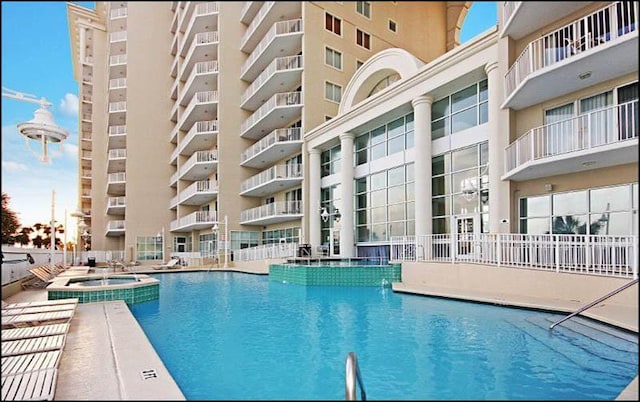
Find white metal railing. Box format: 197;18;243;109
505;101;638;172
108;148;127;159
240;200;303;222
107;196;126;208
109;31;127;43
82;113;91;121
240;91;302;134
183;30;218;58
109;101;127;113
81;169;92;178
109;125;126;136
178;120;218;154
110;7;127;19
241;163;303;193
240;55;303;105
82;56;93;65
110;54;127;65
170;210;217;231
502;2;518;28
505;2;638;98
81;189;91;197
107;220;126;231
77;250;126;265
241;18;303;78
187;90;218;108
181;179;218;201
235;242;299;262
241;1;275;49
109;78;127;89
181;150;218;174
391;234;639;279
107;172;126;183
241;127;302;163
81;150;92;159
184;61;218;91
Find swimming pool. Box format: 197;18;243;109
129;272;638;400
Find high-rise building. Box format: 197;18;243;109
67;1;472;264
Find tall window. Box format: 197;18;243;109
325;81;342;103
355;113;414;165
431;79;488;139
356;29;371;49
321;145;341;177
136;236;163;261
262;227;301;244
320;184;342;245
356;1;371;18
325;13;341;35
230;231;259;251
325;47;342;70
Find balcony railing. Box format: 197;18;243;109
110;54;127;66
241;18;303;78
109;101;127;113
183;30;218;58
170;210;217;231
110;7;127;19
107;220;126;231
109;125;126;136
110;31;127;43
240;55;303;106
177;120;218;154
240;200;302;222
241;163;302;193
241;127;302;163
107;172;126;183
241;1;275;50
505;101;638;173
109;78;127;90
107;196;126;208
181;179;219;201
181;150;218;174
183;2;219;40
108;148;127;159
235;242;298;262
81;150;92;159
185;61;218;87
81;169;92;178
505;2;638;99
391;233;638;279
502;2;518;27
240;91;302;134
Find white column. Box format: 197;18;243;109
486;61;511;233
339;133;355;258
412;95;433;237
308;148;322;251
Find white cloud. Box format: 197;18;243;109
59;93;79;117
1;160;28;171
63;142;79;160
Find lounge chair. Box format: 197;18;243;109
2;298;78;310
1;310;75;330
152;258;180;270
1;323;71;341
2;304;77;316
1;367;58;401
2;335;66;357
1;350;61;376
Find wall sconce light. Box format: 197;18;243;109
544;183;553;192
320;207;329;222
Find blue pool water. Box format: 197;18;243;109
129;272;638;400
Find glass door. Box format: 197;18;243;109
454;214;478;259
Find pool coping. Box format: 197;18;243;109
47;273;158;291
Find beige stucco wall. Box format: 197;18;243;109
401;261;638;308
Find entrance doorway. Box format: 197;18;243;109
330;228;340;256
453;214;479;259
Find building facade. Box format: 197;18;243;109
67;2;638;266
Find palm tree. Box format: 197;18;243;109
15;227;33;247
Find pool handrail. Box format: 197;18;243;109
549;278;639;330
345;352;367;400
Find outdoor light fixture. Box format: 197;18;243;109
212;215;228;268
1;87;70;163
320;207;330;223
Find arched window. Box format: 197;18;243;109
367;73;401;97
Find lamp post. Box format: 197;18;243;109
71;209;86;265
50;190;56;275
212;215;228;268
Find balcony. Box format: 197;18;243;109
176;120;219;159
240;18;303;82
240;55;303;111
240;1;264;24
240;2;301;54
240;163;302;197
180;61;219;106
81;63;92;83
181;31;219;81
501;2;590;40
181;2;219;52
109;101;127;126
81;169;92;181
240;200;302;226
179;150;218;181
109;30;127;56
169;101;179;123
109;78;127;103
107;172;126;195
106;196;126;215
503;2;638;110
109;31;127;43
179;90;218;132
107;148;127;173
108;125;126;149
170;210;217;232
81;189;91;199
81;150;91;169
503;101;638;181
240;127;302;168
177;179;218;206
106;220;125;237
110;7;127;20
240;91;302;140
109;54;127;78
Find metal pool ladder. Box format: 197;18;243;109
345;352;367;400
549;278;638;330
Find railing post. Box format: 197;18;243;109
634;237;638;280
497;234;502;267
555;235;560;273
451;234;456;264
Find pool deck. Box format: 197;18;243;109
2;266;637;400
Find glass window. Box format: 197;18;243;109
452;146;477;172
553;191;588;215
451;84;477;113
388;166;404;186
590;212;630;235
433;217;449;234
432;98;450;120
388;136;404;155
451;107;477;133
325;82;342;103
432;197;449;216
387;117;404;138
479;79;488;102
520;218;550;234
325;47;342;69
432;176;449;197
356;1;371;17
370;172;386;190
388;185;405;204
551;215;588;234
431;119;447;140
432;154;450;175
370;126;386;144
356;29;371;49
388;203;405;221
325;13;341;35
520;196;550;217
590;185;630;212
388;19;397;32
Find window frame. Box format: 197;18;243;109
324;46;343;70
325;81;342;103
325;12;342;36
356;1;371;19
356;28;371;50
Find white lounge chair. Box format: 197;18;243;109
1;310;75;330
2;298;78;310
2;304;77;316
152;258;180;270
1;323;71;342
2;335;66;357
1;367;58;401
1;350;61;376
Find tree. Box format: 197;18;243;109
1;193;21;245
15;227;33;247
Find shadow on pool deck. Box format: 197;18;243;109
3;267;637;400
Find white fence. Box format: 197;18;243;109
390;234;638;279
1;247;69;285
235;243;298;262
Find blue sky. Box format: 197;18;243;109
1;1;496;237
